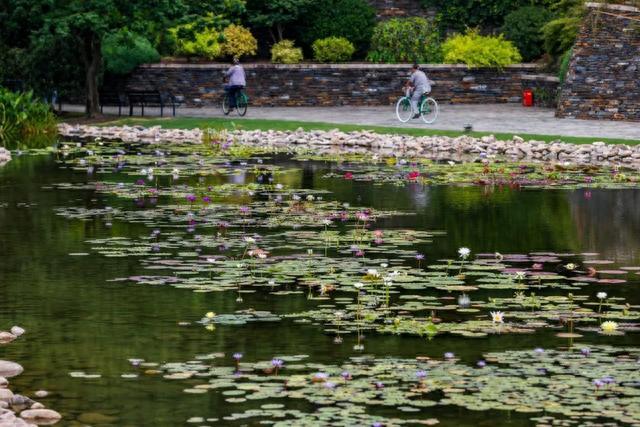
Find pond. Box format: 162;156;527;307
0;141;639;426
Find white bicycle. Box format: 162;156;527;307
396;92;439;124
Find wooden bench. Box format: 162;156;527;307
126;90;180;117
99;91;127;116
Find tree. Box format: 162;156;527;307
26;0;185;117
245;0;312;43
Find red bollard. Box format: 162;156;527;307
522;89;534;107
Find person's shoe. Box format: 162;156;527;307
412;114;421;119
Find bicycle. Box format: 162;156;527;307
396;92;438;124
222;89;248;117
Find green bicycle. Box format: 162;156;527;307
222;89;248;117
396;93;439;124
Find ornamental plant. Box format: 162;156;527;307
0;88;57;150
102;29;160;74
221;24;258;59
169;21;224;60
367;17;442;63
442;30;522;69
312;37;355;62
501;6;553;62
271;40;303;64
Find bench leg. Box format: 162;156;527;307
173;104;176;117
118;105;122;116
160;104;163;117
141;104;145;117
129;105;133;116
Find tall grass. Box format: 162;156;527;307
0;88;57;150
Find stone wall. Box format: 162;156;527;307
556;3;640;121
103;63;555;107
367;0;433;19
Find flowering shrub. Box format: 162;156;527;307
221;24;258;58
312;37;355;62
271;40;303;64
442;30;522;69
169;22;223;60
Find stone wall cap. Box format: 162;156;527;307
142;62;541;71
521;74;561;82
585;2;640;12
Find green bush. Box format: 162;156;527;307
367;17;442;63
501;6;553;62
442;30;522;68
271;40;304;64
312;37;355;62
169;19;224;60
0;88;57;150
298;0;376;54
542;17;582;56
221;24;258;59
102;29;160;74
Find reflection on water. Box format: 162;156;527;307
0;156;639;426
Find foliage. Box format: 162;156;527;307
367;18;442;63
169;18;224;60
246;0;312;42
222;24;258;58
102;29;160;74
542;0;585;56
0;88;57;150
558;48;573;84
501;6;553;61
421;0;554;34
442;30;522;68
271;39;303;63
312;37;355;62
298;0;376;54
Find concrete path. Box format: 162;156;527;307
61;103;640;141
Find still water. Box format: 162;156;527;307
0;154;639;426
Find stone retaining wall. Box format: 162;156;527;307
556;3;640;121
103;63;556;108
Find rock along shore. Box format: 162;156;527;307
57;123;640;168
0;148;11;167
0;326;62;426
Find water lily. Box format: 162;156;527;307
444;352;455;360
581;348;591;357
534;348;545;355
565;263;576;271
415;370;427;380
458;247;470;259
601;321;618;334
490;311;504;323
597;292;608;313
205;312;215;319
457;294;471;307
514;271;526;281
232;352;243;361
494;252;504;262
243;236;256;244
477;360;486;368
354;282;364;290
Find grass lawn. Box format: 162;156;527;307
98;116;639;146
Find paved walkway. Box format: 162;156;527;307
61;104;640;141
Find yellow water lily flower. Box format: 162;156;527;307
600;321;618;334
206;312;215;319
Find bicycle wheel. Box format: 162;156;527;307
420;97;438;124
222;95;231;115
236;93;248;117
395;97;413;123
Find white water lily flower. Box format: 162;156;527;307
380;263;388;268
172;168;180;175
366;269;380;278
448;161;456;166
354;282;364;289
322;219;332;226
565;263;576;271
268;280;276;286
206;258;217;264
292;195;301;201
258;253;267;259
597;292;607;300
140;168;148;175
307;249;314;255
147;167;154;175
601;321;618;334
458;247;471;259
458;294;471;307
243;237;256;244
490;311;505;323
335;311;344;319
306;195;315;201
275;184;283;190
514;271;527;280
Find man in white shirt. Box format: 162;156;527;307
406;64;431;119
224;58;246;110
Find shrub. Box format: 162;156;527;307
169;21;224;60
271;40;303;64
221;24;258;59
542;17;582;56
0;88;57;150
102;29;160;74
298;0;376;54
501;6;553;62
312;37;355;62
442;30;522;68
367;17;442;63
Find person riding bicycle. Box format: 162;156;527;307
405;64;431;119
224;57;246;111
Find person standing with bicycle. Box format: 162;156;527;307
406;64;431;119
224;57;246;112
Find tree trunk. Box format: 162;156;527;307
81;33;101;118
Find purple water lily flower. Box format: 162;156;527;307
324;381;336;389
581;348;591;357
415;254;425;260
202;196;211;203
444;352;455;360
534;347;545;355
416;370;427;379
374;381;384;389
477;360;486;368
341;371;351;380
233;353;243;361
271;358;284;368
186;194;197;203
593;379;604;388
